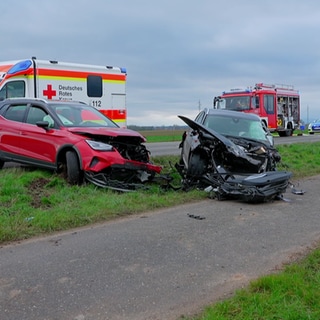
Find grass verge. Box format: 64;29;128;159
0;155;206;243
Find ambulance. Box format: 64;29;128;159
0;57;127;127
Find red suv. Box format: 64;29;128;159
0;98;162;190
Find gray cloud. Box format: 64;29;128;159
1;0;320;125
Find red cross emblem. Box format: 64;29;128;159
43;84;56;99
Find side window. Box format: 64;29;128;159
3;104;27;122
254;96;260;108
87;75;102;97
251;96;259;109
26;106;48;125
263;95;275;114
0;81;25;99
195;111;205;123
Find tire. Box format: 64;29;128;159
278;129;292;137
66;151;82;185
285;129;292;136
187;153;207;177
0;160;4;169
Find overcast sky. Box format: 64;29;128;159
2;0;320;126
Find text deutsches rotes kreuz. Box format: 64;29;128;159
58;85;83;97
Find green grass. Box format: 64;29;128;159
276;142;320;179
138;129;185;142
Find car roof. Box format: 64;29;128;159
0;98;85;106
205;108;261;121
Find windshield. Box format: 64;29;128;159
217;96;251;111
48;103;119;128
203;115;268;142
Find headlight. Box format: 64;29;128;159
86;140;113;151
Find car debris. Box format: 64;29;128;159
175;109;293;202
289;182;306;195
187;213;206;220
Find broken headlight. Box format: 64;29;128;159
86;140;113;151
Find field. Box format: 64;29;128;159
137;128;186;142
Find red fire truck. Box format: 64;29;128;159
0;57;127;127
213;83;300;136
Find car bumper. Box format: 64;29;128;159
81;150;162;174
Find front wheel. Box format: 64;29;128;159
187;153;207;177
66;151;82;185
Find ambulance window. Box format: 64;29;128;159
0;87;5;100
0;81;25;99
87;75;102;97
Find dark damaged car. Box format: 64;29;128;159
176;108;292;202
0;98;162;190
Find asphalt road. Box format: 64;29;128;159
1;174;320;320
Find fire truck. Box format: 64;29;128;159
0;57;127;127
213;83;300;136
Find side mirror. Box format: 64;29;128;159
36;121;50;129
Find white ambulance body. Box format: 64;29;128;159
0;57;127;127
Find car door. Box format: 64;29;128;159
18;104;59;167
0;104;27;158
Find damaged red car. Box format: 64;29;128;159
0;98;161;190
176;108;292;202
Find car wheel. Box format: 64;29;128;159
187;153;207;177
0;160;4;169
66;151;82;185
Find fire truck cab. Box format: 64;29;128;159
213;83;300;137
0;57;127;127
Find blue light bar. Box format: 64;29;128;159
120;67;127;74
7;60;32;75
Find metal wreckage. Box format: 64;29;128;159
173;115;295;203
86;114;301;203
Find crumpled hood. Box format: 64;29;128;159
178;115;280;173
66;126;146;142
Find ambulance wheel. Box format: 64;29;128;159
66;151;82;185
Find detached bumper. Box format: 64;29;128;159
214;171;292;202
